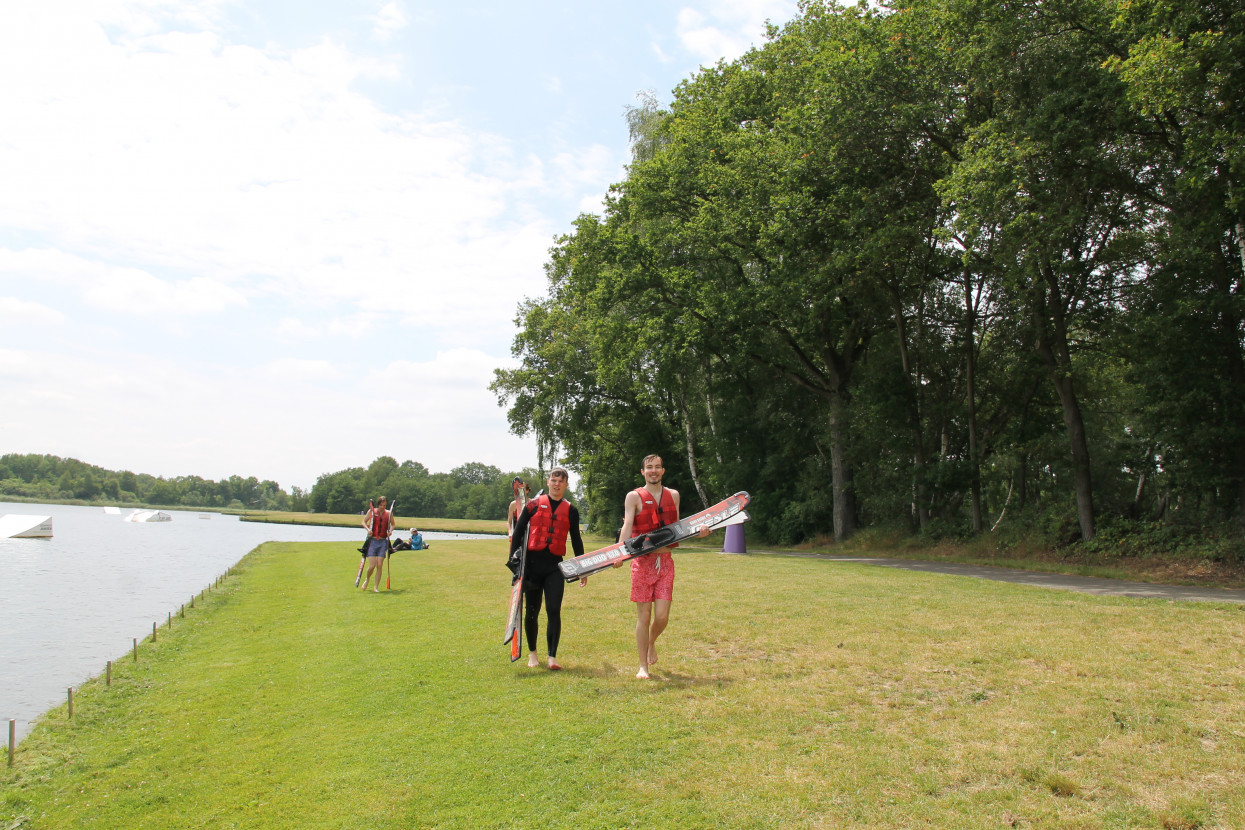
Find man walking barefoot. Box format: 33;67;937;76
360;496;392;592
617;454;708;679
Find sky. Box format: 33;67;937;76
0;0;799;492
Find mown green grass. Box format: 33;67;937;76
4;541;1244;829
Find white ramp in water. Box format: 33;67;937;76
103;506;121;515
0;514;54;538
125;510;172;523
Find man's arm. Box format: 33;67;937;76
509;504;531;557
567;504;585;559
618;490;640;542
612;491;641;568
670;488;711;538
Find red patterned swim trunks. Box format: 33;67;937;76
630;550;675;603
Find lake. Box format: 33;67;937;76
0;501;496;742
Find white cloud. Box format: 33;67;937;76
0;348;45;380
371;2;408;41
675;0;795;63
0;6;560;339
552;144;622;190
0;297;66;326
0;249;246;316
85;272;248;315
257;358;342;382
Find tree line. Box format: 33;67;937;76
307;456;540;521
0;453;538;522
0;453;300;511
492;0;1245;555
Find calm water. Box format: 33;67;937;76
0;502;494;741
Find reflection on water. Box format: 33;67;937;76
0;502;496;742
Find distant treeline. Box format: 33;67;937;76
0;453;302;511
0;453;537;521
307;456;540;520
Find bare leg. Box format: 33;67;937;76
364;559;382;591
636;602;653;679
648;599;671;666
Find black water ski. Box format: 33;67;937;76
558;491;751;582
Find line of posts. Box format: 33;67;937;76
6;566;236;768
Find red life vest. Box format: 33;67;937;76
369;507;392;539
631;486;679;548
525;495;572;557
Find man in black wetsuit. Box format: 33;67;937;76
508;467;585;669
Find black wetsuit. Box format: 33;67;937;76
509;497;585;657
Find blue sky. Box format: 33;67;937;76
0;0;798;491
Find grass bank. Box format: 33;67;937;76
4;540;1244;829
237;510;506;535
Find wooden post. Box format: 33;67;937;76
152;622;157;642
133;638;138;662
106;660;112;686
67;688;73;719
180;603;185;618
8;719;15;767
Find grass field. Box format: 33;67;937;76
3;539;1243;829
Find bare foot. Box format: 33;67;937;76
548;658;562;670
372;588;380;593
647;646;658;666
527;653;539;668
636;667;650;680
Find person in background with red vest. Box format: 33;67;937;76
506;481;531;543
617;454;710;679
508;467;586;669
359;496;392;593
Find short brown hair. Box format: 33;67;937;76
642;454;663;467
549;467;569;480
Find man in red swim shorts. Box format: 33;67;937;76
617;454;709;679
